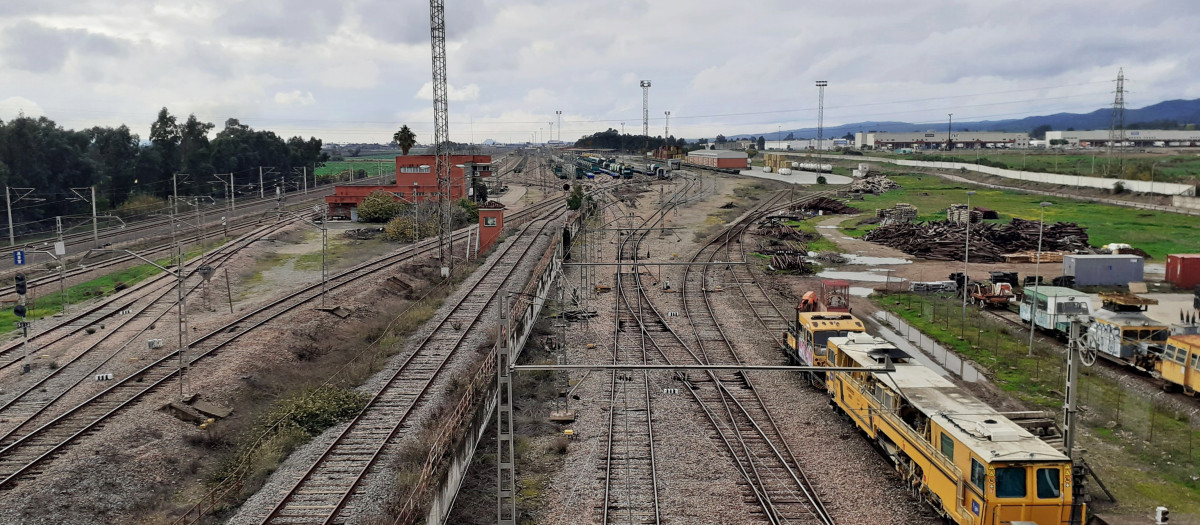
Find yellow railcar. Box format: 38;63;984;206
784;311;865;367
1157;335;1200;395
825;334;1082;524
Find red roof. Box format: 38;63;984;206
479;200;507;210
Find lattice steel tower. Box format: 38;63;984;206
1107;68;1126;173
430;0;452;277
640;80;651;138
815;81;828;155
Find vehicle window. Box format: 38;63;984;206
970;459;986;489
813;331;832;348
1036;468;1061;499
1191;353;1199;370
1176;348;1189;364
995;467;1027;498
1164;345;1177;362
940;433;954;460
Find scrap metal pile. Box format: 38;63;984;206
863;217;1090;262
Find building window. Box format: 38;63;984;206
995;467;1027;498
970;459;986;489
940;433;954;460
400;166;431;173
484;216;497;227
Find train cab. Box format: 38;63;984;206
784;311;864;367
825;334;1081;524
1157;335;1200;395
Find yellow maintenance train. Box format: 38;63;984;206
823;332;1083;524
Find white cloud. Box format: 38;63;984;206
0;0;1198;143
274;90;316;106
414;82;481;102
0;96;45;119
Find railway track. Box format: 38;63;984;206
0;196;562;491
258;206;566;524
0;216;300;377
0;218;301;441
674;191;833;525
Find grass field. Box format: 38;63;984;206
836;174;1200;259
314;159;396;178
872;150;1200;182
877;293;1200;517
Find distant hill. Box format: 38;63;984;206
729;98;1200;140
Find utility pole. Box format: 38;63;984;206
947;113;953;151
6;186;38;247
259;166;265;199
664;111;670;138
1107;68;1126;175
430;0;453;277
70;187;98;245
303;167;308;194
640;80;651;149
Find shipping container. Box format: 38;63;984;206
1166;254;1200;289
1062;254;1144;286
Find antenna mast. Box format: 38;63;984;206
430;0;452;277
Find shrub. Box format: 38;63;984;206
385;216;438;241
357;190;405;223
816;175;827;185
1112;181;1126;194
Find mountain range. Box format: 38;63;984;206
730;98;1200;140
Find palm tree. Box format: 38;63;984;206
393;125;417;155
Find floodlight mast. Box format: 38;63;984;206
430;0;452;277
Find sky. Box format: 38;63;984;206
1;1;1198;145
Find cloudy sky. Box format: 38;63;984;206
1;1;1197;144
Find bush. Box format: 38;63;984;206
385;216;438;241
267;385;367;435
1112;181;1126;194
816;175;827;185
114;194;167;217
357;190;405;222
566;185;585;210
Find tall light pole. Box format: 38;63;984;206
555;110;562;141
664;111;670;139
815;80;827;161
960;190;976;337
1027;201;1052;357
947;113;953;151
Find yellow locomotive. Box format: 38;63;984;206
825;333;1083;524
784;311;866;367
1157;334;1200;395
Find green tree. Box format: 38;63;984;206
567;184;585;210
715;134;727;144
356;190;404;222
756;136;766;150
393;125;417;155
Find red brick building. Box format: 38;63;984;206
326;154;491;218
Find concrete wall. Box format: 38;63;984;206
858;155;1196;196
1172;195;1200;210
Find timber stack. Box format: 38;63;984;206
863;218;1090;262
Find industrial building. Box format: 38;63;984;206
325;154;491;218
855;131;1029;150
763;139;847;151
1044;129;1200;147
685;149;750;169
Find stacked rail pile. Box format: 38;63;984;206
863;218;1089;262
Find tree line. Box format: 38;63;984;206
572;128;689;151
0;108;328;235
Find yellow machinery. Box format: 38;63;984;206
1157;334;1200;395
784;311;865;368
825;333;1082;524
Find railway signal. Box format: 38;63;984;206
15;273;27;295
14;272;30;373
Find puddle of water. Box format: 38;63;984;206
848;286;875;297
816;270;907;282
841;254;911;265
817;225;839;229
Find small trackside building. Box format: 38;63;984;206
1062;254;1144;287
686;149;750;169
325;154;491;218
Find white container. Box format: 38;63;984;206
779;168;792;175
859;163;870;172
762;166;772;173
